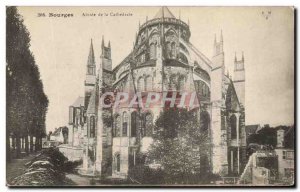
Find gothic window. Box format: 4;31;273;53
169;75;177;90
113;115;121;137
144;113;153;137
122;112;128;136
166;42;171;58
230;115;237;139
90;116;95;138
171;42;176;59
145;76;152;91
131;112;137;137
138;77;145;92
115;153;121;172
178;75;185;91
150;43;156;59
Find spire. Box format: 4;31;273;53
87;39;95;66
101;35;104;48
220;30;223;42
108;40;111;48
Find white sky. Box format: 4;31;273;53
17;6;294;132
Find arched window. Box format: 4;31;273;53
144;113;153;137
178;76;185;91
150;43;156;59
166;42;171;58
137;77;145;92
122;112;128;136
169;75;177;90
230;115;237;139
113;115;121;137
115;153;121;172
131;112;138;137
171;42;176;58
145;76;152;91
90;116;95;138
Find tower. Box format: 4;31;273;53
84;39;96;109
100;37;112;71
233;52;245;107
210;31;228;175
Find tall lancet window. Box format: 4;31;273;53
113;115;121;137
144;113;153;137
138;77;145;92
90;116;95;138
178;76;185;91
171;42;176;59
122;112;128;136
230;115;237;139
145;76;152;91
150;43;157;59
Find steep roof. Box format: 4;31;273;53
153;7;176;19
87;88;97;114
72;96;84;107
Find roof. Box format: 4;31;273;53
72;97;84;107
87;88;97;114
246;124;261;134
153;7;176;19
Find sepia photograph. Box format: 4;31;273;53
6;6;295;187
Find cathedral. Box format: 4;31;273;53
66;7;246;178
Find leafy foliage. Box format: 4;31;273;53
146;108;213;184
6;6;48;159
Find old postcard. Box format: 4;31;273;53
6;6;295;187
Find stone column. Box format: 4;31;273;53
235;113;241;175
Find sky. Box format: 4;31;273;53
17;6;294;132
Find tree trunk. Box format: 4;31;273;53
25;135;29;155
16;134;21;158
35;136;39;152
30;135;33;153
39;137;43;150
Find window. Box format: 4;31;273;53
169;75;177;90
145;76;152;91
171;42;176;58
283;151;294;160
90;116;95;137
178;76;185;91
115;153;121;172
144;113;153;137
122;112;128;136
113;115;121;137
138;77;145;92
150;43;156;59
230;115;237;139
131;112;137;137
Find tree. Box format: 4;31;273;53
146;108;212;184
6;6;48;160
